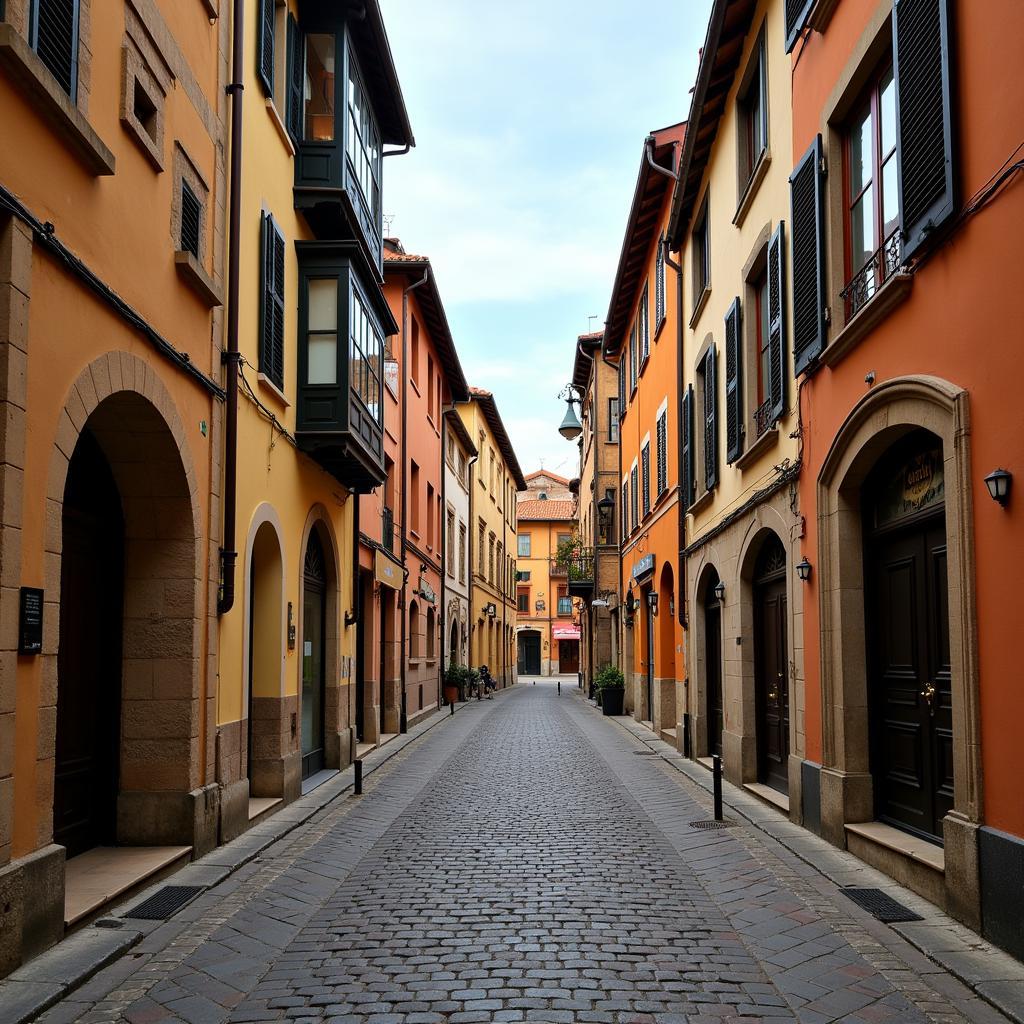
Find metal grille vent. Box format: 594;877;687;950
842;887;923;923
689;819;736;830
180;182;201;258
124;884;204;921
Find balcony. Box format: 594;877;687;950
560;549;595;598
841;230;902;324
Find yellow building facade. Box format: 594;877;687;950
458;388;524;685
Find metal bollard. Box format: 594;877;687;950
712;754;723;821
354;758;363;796
557;680;560;694
450;699;455;716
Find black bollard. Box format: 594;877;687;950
354;758;363;796
712;754;723;821
450;699;455;716
557;679;560;694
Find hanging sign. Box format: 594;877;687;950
631;553;655;580
374;549;401;590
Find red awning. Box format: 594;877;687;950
552;625;580;640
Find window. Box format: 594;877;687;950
638;283;650;365
427;354;435;420
496;542;504;592
259;212;285;390
488;534;495;585
608;398;619;442
618;359;626;411
457;450;467;485
518;588;530;613
557;589;572;616
843;64;898;321
30;0;81;98
681;385;694;509
410;316;420;386
692;195;711;307
446;509;454;573
725;298;743;464
738;28;768;193
346;47;381;220
411;461;420;534
409;600;419;657
305;278;337;386
459;522;467;583
621;480;629;540
517;570;531;583
518;533;531;557
446;436;454;467
754;270;770;409
655;238;666;328
257;0;275;96
630;464;639;534
700;347;718;491
179;182;201;258
641;442;651;518
304;34;335;140
656;410;668;495
121;37;165;169
478;519;485;574
426;607;435;659
628;326;637;392
350;285;383;421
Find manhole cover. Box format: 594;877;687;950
123;885;205;921
841;887;923;922
688;819;736;829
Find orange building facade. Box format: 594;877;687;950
603;124;686;741
789;0;1024;953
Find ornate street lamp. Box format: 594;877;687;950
556;384;584;440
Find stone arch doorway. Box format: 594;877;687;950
752;533;789;795
657;563;676;737
449;616;459;666
51;382;202;855
301;529;328;778
247;519;284;794
697;564;724;759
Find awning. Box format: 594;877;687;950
552;625;580;640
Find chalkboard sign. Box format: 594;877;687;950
18;586;43;655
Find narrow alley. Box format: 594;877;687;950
13;684;1014;1024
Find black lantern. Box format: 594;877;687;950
796;557;812;582
597;493;615;520
558;398;583;440
647;591;658;614
713;580;726;602
984;468;1012;507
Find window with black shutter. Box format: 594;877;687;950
31;0;80;99
260;212;286;390
681;386;694;509
629;326;637;393
725;298;743;464
257;0;275;96
785;0;816;53
790;136;826;375
656;411;667;495
618;359;626;412
703;346;718;491
621;480;629;540
655;237;666;327
641;443;651;518
180;182;201;259
286;13;304;144
767;223;786;420
893;0;955;261
630;465;639;534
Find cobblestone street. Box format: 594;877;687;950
23;684;1014;1024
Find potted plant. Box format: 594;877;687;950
595;664;625;716
443;663;468;705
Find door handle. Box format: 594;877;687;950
920;681;937;715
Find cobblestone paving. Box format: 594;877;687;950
38;683;1008;1024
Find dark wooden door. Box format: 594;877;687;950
705;601;723;757
645;602;655;722
301;533;327;778
868;517;952;842
519;633;541;675
755;576;790;794
54;430;124;858
558;640;579;674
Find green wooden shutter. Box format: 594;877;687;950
894;0;956;261
785;0;815;52
704;347;718;491
767;222;787;421
681;385;694;509
257;0;275;96
286;14;304;143
724;298;743;464
656;411;667;495
790;136;826;376
259;213;286;389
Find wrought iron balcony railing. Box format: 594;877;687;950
841;230;902;323
556;549;595;596
753;399;774;439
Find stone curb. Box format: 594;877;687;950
579;691;1024;1024
0;688;515;1024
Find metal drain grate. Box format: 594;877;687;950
689;819;736;829
123;885;205;921
841;887;923;922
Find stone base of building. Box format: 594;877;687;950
980;825;1024;961
117;784;220;858
0;844;65;977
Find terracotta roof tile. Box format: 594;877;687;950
517;498;575;521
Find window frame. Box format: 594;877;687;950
737;24;769;197
691;193;711;315
30;0;81;100
517;533;531;558
607;398;619;442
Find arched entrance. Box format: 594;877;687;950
701;566;724;758
301;530;327;778
517;629;541;675
753;533;789;795
658;563;677;735
449;617;459;666
864;430;951;842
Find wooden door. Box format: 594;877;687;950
301;533;327;778
755;575;790;794
868;517;952;841
705;600;723;757
54;431;124;858
645;601;655;722
559;640;579;674
519;633;541;675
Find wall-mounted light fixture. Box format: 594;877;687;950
646;591;658;614
556;383;585;440
984;468;1012;507
796;557;812;582
713;580;726;602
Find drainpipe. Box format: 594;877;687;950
218;0;245;616
664;237;687;631
400;268;429;733
438;411;447;707
645;135;680;183
345;495;360;627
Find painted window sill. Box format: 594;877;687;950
733;425;778;471
733;148;772;229
175;251;223;308
0;24;115;175
265;97;296;157
821;273;913;370
687;487;715;517
688;285;711;330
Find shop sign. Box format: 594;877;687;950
631;553;655;580
875;447;945;528
418;578;436;604
374;549;401;590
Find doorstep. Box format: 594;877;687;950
300;768;339;795
355;742;375;759
659;726;677;747
378;732;399;749
844;820;946;909
247;796;282;823
744;781;790;814
64;846;192;930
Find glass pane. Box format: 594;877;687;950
307;334;336;385
882;154;899;237
880;67;896;156
308;278;337;331
758;277;770;401
305;34;335;142
849;103;873;197
851;186;875;270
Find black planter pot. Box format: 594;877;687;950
601;686;625;716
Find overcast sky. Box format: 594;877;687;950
379;0;712;479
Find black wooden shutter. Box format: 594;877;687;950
790;136;826;376
180;182;201;258
286;13;304;143
681;386;694;509
784;0;815;53
32;0;80;98
259;213;286;389
767;222;787;421
704;346;718;491
257;0;275;96
641;444;650;517
656;412;667;495
621;480;629;540
894;0;956;261
630;465;638;533
618;357;626;410
724;298;743;464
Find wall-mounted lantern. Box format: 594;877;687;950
556;383;584;440
713;580;726;603
646;591;658;615
796;557;812;582
984;468;1012;507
